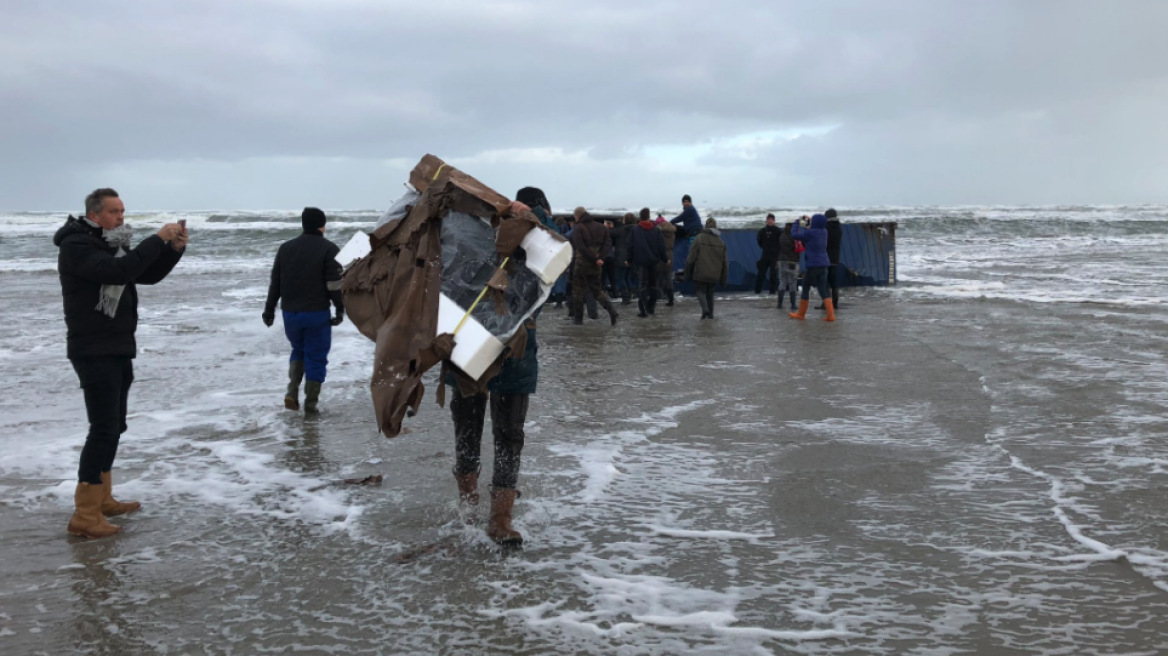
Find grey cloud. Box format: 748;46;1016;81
2;0;1166;209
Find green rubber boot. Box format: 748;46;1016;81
304;380;322;415
285;361;305;410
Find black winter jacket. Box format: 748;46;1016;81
627;220;668;267
826;220;843;265
55;216;183;359
609;224;631;264
757;224;783;260
265;231;344;315
778;225;798;262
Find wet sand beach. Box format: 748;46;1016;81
2;259;1167;654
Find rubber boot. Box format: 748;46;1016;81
601;298;619;326
666;290;675;307
304;380;322;414
571;300;584;325
100;470;140;517
67;482;121;539
454;469;480;506
637;297;648;318
621;290;632;306
486;487;523;545
285;360;304;411
789;298;809;320
789;291;797;310
706;291;715;319
823;298;836;322
832;287;840;309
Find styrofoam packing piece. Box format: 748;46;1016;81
336;231;372;270
436;294;505;380
520;227;573;284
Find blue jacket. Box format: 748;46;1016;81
791;214;830;268
627;220;668;267
670;205;702;237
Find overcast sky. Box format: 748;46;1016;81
3;0;1166;211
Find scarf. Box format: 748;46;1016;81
85;219;133;318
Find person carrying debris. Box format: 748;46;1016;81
447;194;550;546
569;207;619;326
262;207;345;413
684;217;729;320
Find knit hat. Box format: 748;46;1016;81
515;187;550;212
302;207;327;232
705;217;717;228
825;208;838;219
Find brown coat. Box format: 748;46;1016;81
569;214;612;263
656;220;677;266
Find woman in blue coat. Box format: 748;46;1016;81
789;214;835;321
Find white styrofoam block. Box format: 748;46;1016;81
337;231;372;269
436;294;505;380
520;227;572;285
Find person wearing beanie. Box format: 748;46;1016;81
669;194;703;243
263;207;346;413
684;217;729;320
755;213;783;295
789;213;835;321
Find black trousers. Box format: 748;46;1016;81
636;264;659;313
801;266;830;301
755;259;779;294
70;356;134;485
827;263;840;305
450;389;529;490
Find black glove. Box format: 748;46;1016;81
262;311;274;327
330;311;344;327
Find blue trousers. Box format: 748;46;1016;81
283;310;332;383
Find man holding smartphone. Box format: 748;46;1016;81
262;207;345;414
55;188;186;539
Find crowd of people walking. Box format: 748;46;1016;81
54;185;844;546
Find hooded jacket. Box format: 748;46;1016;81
55;216;183;359
791;214;830;268
777;224;798;262
265;230;345;315
569;214;612;263
670;205;702;238
684;228;729;285
627;220;668;267
826;219;843;265
757;223;783;260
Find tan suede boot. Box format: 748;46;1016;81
67;483;122;539
101;470;141;516
453;470;480;506
486;488;523;545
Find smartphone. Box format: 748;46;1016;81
178;219;187;234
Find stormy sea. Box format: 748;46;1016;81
1;205;1167;655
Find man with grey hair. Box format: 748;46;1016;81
54;188;186;539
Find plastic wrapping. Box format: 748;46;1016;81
439;211;543;340
373;189;421;231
